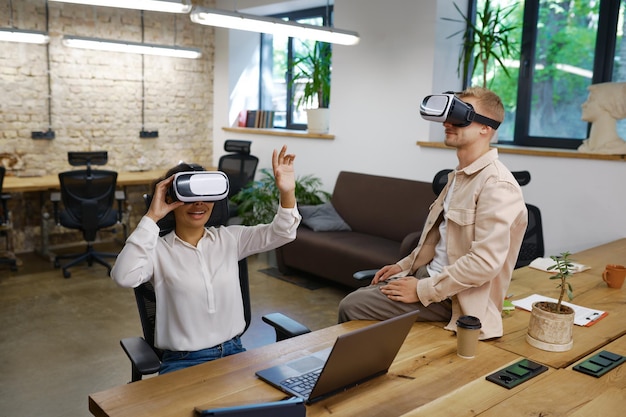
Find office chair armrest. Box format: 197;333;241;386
120;337;161;376
400;230;422;258
262;312;311;341
353;269;379;281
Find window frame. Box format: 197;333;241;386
260;6;333;131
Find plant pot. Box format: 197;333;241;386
526;301;575;352
306;108;330;134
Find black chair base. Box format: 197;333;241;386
0;257;17;272
54;244;117;278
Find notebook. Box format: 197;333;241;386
255;310;419;404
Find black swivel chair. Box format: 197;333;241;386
0;167;17;271
53;151;120;278
218;140;259;217
120;195;311;382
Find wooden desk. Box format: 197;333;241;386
479;334;626;416
490;238;626;368
3;170;165;192
89;322;522;417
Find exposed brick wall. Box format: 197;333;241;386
0;0;216;253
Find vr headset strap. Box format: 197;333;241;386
472;113;501;130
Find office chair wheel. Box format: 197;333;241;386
63;269;71;279
54;259;60;268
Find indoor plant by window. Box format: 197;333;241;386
291;41;331;133
231;168;330;226
526;252;576;352
444;0;519;88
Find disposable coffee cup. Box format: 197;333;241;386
456;315;482;359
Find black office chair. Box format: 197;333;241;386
218;140;259;217
53;152;120;278
0;167;17;271
120;195;311;382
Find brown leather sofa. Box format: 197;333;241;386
276;171;435;289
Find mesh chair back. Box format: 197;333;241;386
58;169;118;241
218;140;259;197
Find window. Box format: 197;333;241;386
467;0;625;149
259;7;332;130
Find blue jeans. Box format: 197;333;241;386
159;336;245;375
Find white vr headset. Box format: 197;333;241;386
420;92;501;129
170;171;230;202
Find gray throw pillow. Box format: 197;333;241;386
299;202;351;232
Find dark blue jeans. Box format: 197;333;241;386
159;336;245;375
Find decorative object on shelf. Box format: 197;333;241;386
231;168;330;226
443;0;519;87
291;41;332;134
578;82;626;155
189;7;359;46
526;252;576;352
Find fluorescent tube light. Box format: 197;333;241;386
0;28;50;44
190;7;360;46
62;35;201;59
49;0;191;14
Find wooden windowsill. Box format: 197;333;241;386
417;141;626;161
223;127;334;140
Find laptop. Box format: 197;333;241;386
255;310;419;404
195;397;305;416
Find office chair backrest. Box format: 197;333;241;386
218;140;259;197
431;169;544;269
135;195;252;354
58;169;118;241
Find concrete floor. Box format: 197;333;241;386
0;246;349;417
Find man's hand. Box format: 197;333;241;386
380;277;420;303
372;264;402;284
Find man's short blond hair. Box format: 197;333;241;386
459;87;505;123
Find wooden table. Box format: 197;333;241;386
490;238;626;368
3;170;166;192
88;239;626;417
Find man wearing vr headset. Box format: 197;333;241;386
338;87;528;341
111;146;301;374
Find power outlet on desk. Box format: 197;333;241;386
140;130;159;138
31;130;56;140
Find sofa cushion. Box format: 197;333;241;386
299;202;351;232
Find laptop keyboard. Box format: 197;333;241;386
281;368;322;396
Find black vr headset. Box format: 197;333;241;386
169;171;230;202
419;91;501;129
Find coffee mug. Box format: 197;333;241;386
456;315;482;359
602;264;626;289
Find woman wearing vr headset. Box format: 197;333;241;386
111;145;300;374
338;87;528;341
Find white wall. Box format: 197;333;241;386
213;0;626;256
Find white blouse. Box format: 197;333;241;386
111;206;301;351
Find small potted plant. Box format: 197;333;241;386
526;252;576;352
290;41;332;133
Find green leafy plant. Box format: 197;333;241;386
290;41;332;109
546;251;575;313
443;0;519;88
231;168;331;225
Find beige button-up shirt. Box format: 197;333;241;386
396;149;527;339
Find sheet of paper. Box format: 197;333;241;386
528;257;590;273
511;294;607;327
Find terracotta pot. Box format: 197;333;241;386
526;301;575;352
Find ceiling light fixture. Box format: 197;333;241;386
49;0;191;14
190;7;360;46
62;35;201;59
0;28;50;44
